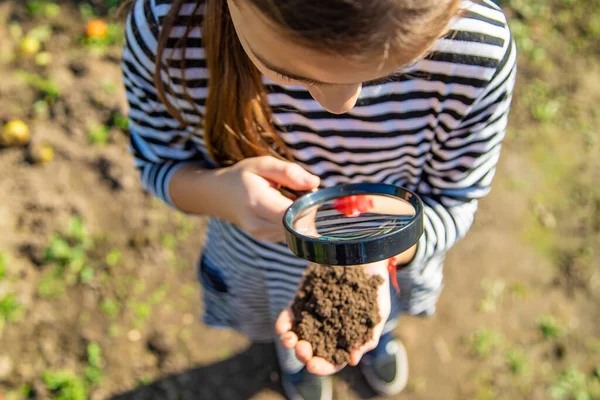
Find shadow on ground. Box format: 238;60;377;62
111;343;280;400
110;342;380;400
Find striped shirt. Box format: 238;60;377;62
122;0;517;343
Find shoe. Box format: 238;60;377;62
280;367;333;400
359;331;409;396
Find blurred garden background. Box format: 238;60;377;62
0;0;599;399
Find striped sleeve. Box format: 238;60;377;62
408;31;517;268
121;0;209;208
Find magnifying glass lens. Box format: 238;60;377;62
283;184;424;266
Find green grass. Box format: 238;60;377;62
548;366;600;400
0;293;22;327
0;252;6;280
137;373;153;386
111;112;129;131
67;217;88;243
16;70;61;101
42;343;104;399
37;271;67;299
26;0;61;18
466;328;503;358
87;125;110;146
42;370;87;400
102;82;118;95
84;342;103;386
537;315;565;339
105;249;122;266
160;234;178;250
506;348;530;375
133;302;151;323
38;216;97;298
100;298;120;319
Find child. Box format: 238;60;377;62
122;0;516;398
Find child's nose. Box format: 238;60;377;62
308;84;362;114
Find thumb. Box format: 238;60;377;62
250;157;320;190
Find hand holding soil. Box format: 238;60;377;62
275;260;391;376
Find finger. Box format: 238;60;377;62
254;194;292;223
349;340;377;366
247;217;287;242
260;228;285;243
306;357;345;376
280;332;298;349
250;157;320;191
295;340;313;364
275;308;294;335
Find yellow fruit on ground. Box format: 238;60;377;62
20;36;41;56
36;144;55;164
1;120;31;147
86;19;108;39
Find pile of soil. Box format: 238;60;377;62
291;264;383;365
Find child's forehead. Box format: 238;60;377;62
227;0;414;86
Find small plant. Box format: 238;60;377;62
102;82;118;94
134;303;151;322
111;112;129;131
0;252;6;280
42;343;104;399
537;314;564;339
84;342;104;386
67;216;89;244
105;249;122;266
100;298;120;319
505;348;529;375
79;3;95;19
16;71;61;101
26;0;61;18
29;143;55;164
38;216;95;297
37;271;67;299
42;370;87;400
548;366;597;400
0;293;22;327
160;234;178;250
467;328;502;358
88;125;110;145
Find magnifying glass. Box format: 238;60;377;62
281;183;424;267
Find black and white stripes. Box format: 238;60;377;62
121;0;516;345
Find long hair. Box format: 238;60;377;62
155;0;460;166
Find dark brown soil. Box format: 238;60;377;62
291;264;384;365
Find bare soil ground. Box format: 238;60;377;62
0;1;598;399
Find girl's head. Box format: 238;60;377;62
156;0;460;165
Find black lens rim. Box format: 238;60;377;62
283;183;424;266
